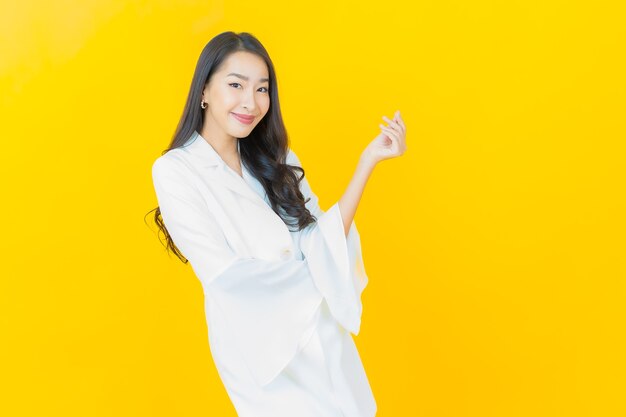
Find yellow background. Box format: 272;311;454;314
1;0;624;415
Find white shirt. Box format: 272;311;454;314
151;131;376;416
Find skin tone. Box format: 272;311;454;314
200;51;271;177
199;51;407;237
339;110;407;235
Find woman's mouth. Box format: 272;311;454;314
231;113;255;125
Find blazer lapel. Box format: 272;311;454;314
182;131;269;208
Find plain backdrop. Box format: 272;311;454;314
1;0;625;416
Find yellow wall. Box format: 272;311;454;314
1;0;624;415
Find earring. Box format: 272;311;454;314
201;101;207;109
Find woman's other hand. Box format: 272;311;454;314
362;110;407;166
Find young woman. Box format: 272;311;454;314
150;31;406;417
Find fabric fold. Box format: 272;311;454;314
299;202;369;335
205;258;324;388
285;150;369;337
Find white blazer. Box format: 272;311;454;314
151;130;369;389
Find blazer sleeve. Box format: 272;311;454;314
287;149;369;337
152;156;324;388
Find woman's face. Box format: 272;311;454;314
201;51;271;140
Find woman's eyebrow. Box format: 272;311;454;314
227;72;269;83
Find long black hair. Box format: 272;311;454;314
146;31;317;263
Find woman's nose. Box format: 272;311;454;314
241;91;259;111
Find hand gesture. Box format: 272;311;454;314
362;110;407;165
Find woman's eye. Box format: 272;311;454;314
229;83;268;93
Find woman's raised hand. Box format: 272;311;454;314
362;110;407;166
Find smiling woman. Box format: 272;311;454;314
199;51;272;156
147;30;406;417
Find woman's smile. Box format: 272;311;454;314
231;112;255;125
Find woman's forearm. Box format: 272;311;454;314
338;154;376;236
336;110;406;236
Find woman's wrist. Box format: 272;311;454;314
358;150;378;173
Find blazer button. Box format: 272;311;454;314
280;248;292;260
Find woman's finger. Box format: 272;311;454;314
380;124;399;135
383;128;401;153
380;125;400;142
393;118;406;136
382;115;402;132
393;112;406;133
383;115;401;129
